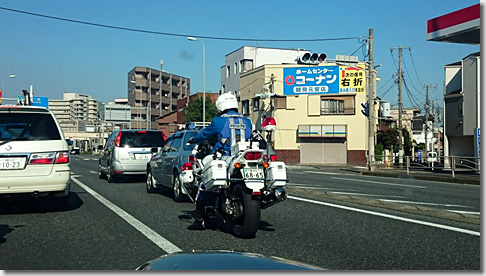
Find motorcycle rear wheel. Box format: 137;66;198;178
230;184;261;239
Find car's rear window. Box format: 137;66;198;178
120;131;165;147
183;131;197;151
0;113;61;141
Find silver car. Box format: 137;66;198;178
146;129;199;201
98;129;166;182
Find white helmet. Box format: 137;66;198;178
216;92;238;113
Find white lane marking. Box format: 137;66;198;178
380;199;471;208
446;210;480;215
288;195;480;236
71;177;182;254
331;176;427;189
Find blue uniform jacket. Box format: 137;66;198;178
192;110;252;155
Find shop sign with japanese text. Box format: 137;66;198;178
283;65;365;95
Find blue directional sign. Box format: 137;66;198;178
32;96;49;109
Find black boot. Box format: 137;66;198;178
187;218;205;230
187;196;205;230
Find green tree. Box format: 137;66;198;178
402;128;412;156
377;128;399;152
183;94;218;123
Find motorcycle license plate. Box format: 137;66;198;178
243;168;264;179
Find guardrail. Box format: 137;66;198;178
370;154;480;177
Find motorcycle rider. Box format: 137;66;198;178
187;92;253;230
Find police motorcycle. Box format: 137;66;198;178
183;116;288;238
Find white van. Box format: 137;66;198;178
0;106;71;198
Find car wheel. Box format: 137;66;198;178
146;169;157;193
107;164;115;183
172;173;184;202
98;163;105;179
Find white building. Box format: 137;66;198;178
49;92;99;133
443;52;480;158
220;46;312;95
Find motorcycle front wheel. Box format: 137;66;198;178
229;184;261;239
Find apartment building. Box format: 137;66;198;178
49;92;99;133
127;67;190;129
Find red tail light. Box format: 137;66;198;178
137;131;147;133
29;152;55;164
55;152;70;164
264;154;278;161
161;131;167;141
188;156;196;165
182;162;193;171
244;152;262;160
115;132;122;147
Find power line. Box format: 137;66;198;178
0;6;362;42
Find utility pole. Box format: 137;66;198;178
367;28;376;171
390;46;410;166
424;84;437;159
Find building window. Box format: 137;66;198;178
234;62;238;75
242;100;249;115
240;59;253;73
321;96;355;115
226;66;230;78
253;98;260;111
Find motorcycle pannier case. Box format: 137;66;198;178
202;160;227;191
267;161;287;186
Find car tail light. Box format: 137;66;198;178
29;152;56;164
233;162;242;169
244;152;262;160
137;131;147;133
161;131;167;141
264;154;278;161
188;156;196;165
115;132;122;147
55;151;69;164
182;162;193;171
263;162;270;168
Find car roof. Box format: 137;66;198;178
0;105;50;113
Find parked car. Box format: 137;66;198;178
146;129;198;201
98;129;166;182
0;105;71;200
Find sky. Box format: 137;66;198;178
0;0;480;112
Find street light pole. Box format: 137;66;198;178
2;74;16;99
187;36;206;123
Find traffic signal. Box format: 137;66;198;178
361;102;369;117
299;53;327;64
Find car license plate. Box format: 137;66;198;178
0;157;26;170
135;154;151;160
243;168;264;179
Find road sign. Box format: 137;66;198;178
32;96;49;109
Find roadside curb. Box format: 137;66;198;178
361;171;481;185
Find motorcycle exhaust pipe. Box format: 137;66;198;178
275;188;287;201
261;188;287;209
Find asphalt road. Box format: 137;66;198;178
0;155;480;270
